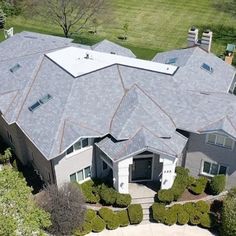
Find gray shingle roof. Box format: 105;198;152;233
92;39;136;58
0;32;236;162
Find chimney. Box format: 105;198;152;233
224;44;235;65
187;26;199;47
200;29;213;52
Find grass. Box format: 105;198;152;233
1;0;236;59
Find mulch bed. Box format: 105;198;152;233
177;189;209;202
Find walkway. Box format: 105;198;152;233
88;223;217;236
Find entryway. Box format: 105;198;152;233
131;157;152;181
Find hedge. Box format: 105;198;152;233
91;216;106;232
152;203;166;223
127;204;143;224
98;207;120;230
115;193;132;208
164;209;177;225
80;180;100;204
74;222;92;236
117;210;130;227
157;189;174;204
209;175;226;195
84;209;96;222
200;213;215;229
99;186;117;206
183;202;196;214
195;201;210;213
177;210;189;225
189;177;208;195
189;210;202;225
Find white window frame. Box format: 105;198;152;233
206;133;234;150
70;166;92;183
201;160;228;177
66;138;94;156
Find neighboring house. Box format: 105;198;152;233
0;29;236;194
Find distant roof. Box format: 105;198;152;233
0;32;236;162
92;39;136;58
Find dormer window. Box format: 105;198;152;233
206;133;234;149
66;138;93;155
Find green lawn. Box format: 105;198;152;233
1;0;236;59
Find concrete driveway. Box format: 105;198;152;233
88;223;217;236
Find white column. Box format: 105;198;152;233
159;154;177;189
113;157;133;193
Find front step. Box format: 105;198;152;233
131;196;155;204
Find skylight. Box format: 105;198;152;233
201;63;213;74
165;58;177;65
10;63;21;73
28;94;53;112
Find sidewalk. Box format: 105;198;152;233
88;223;217;236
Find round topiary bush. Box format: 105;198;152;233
175;166;189;176
170;204;183;214
115;193;132;208
195;201;210;213
177;210;189;225
127;204;143;224
74;222;92;236
117;210;130;227
200;213;215;229
189;177;208;195
98;207;120;230
189;210;202;225
91;216;106;233
183;202;196;214
164;209;177;226
209;175;226;195
84;209;96;223
99;187;117;205
152;203;166;223
157;189;174;204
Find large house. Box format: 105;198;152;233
0;29;236;194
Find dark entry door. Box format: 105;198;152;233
131;158;152;181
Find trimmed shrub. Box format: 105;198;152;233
127;204;143;224
80;180;100;204
200;213;215;229
189;177;208;195
177;210;189;225
170;204;183;214
115;193;132;208
117;210;129;227
98;207;120;230
189;210;202;225
91;216;106;233
195;201;210;213
74;222;92;236
209;175;226;195
157;189;174;204
152;203;166;223
221;192;236;236
183;202;196;214
175;166;189;176
84;209;96;223
99;186;117;205
164;209;177;226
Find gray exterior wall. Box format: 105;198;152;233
52;146;95;186
184;132;236;189
0;115;53;183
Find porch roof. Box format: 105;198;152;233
96;127;187;162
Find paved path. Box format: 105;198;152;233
88;223;217;236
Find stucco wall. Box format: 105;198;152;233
52;146;94;186
185;132;236;188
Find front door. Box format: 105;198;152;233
131;157;152;181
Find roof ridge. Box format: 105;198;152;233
197;116;227;132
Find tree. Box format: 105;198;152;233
221;188;236;236
0;166;51;236
24;0;105;38
37;183;86;235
